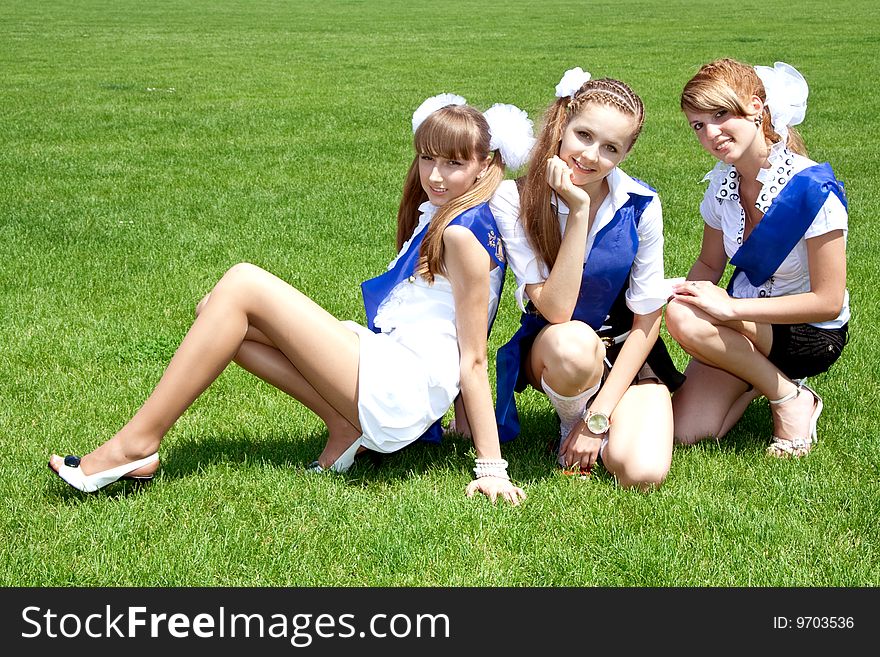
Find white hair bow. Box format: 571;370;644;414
754;61;808;143
555;67;592;99
484;103;535;170
411;93;467;133
411;94;536;171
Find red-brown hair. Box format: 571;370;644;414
680;57;807;156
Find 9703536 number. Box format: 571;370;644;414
796;616;854;629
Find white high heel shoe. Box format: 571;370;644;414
306;436;363;474
50;453;159;492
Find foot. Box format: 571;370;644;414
310;431;365;473
767;385;822;458
48;452;160;492
49;437;159;477
443;416;472;439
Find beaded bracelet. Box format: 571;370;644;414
473;458;510;481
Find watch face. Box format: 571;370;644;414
587;412;610;434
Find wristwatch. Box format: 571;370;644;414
583;409;611;434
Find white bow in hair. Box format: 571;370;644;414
555;67;592;99
754;61;808;142
412;93;467;133
484;103;535;171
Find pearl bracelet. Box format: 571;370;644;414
473;458;510;480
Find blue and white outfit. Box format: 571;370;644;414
700;145;849;379
491;170;681;442
345;201;505;451
703;146;849;326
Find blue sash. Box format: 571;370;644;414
729;163;847;289
360;201;506;443
494;189;654;442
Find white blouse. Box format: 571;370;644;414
490;167;669;317
699;146;849;329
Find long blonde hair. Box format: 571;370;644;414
397;104;505;282
680;57;807;156
519;78;645;271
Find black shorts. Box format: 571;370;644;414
768;322;849;380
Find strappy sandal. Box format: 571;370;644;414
49;453;159;492
766;383;823;458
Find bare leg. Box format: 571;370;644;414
525;321;605;446
672;359;753;444
718;386;762;437
233;339;363;465
201;293;364;464
51;263;363;476
602;382;673;490
446;394;472;438
526;321;604;395
666;299;816;444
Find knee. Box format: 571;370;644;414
672;431;704;447
671;389;719;445
541;322;604;383
665;300;712;353
664;299;692;343
195;263;267;316
612;459;670;491
602;428;671;491
223;262;264;285
195;293;210;317
212;262;267;298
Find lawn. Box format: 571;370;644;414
1;0;878;588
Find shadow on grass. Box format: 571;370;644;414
44;401;623;500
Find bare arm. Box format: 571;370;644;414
443;226;526;505
673;230;846;324
590;309;661;416
687;225;728;284
524;157;592;323
728;230;846;323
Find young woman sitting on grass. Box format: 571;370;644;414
667;58;850;457
491;67;684;490
49;94;533;504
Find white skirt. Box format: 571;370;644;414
343;321;460;453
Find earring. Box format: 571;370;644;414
754;115;764;127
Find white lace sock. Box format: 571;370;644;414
541;375;601;443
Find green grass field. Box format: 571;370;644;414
1;0;878;587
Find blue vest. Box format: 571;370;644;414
729;162;847;290
495;188;655;442
360;202;506;443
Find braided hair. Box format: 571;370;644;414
520;78;645;271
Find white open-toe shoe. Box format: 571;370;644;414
767;383;823;458
50;453;159;492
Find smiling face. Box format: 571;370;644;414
417;153;488;207
558;103;637;191
680;59;774;167
685;97;766;165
